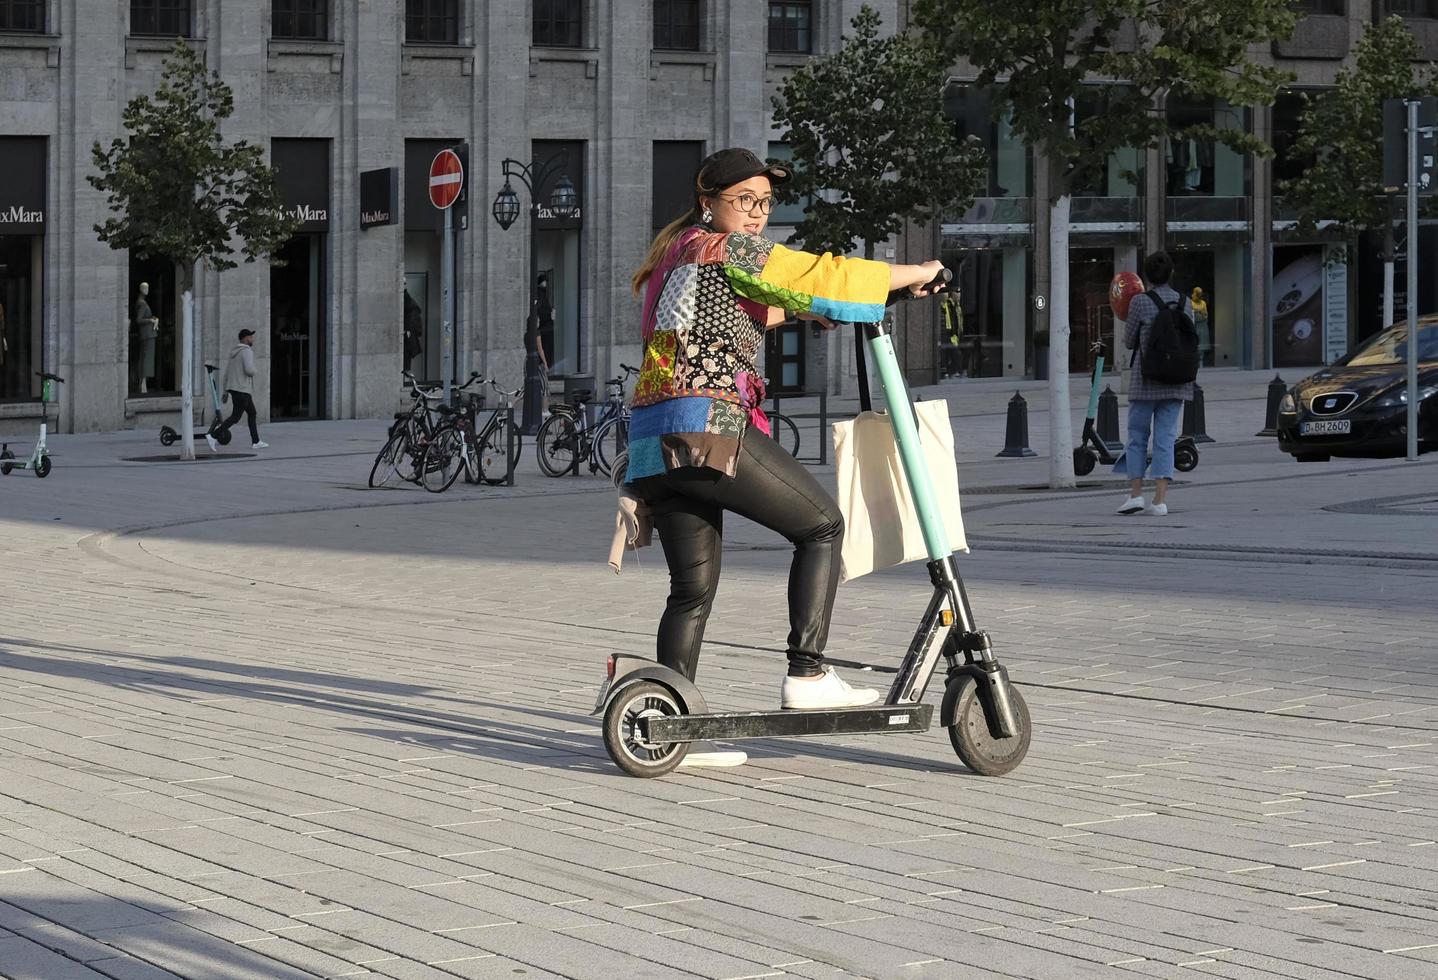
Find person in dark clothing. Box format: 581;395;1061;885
208;329;266;451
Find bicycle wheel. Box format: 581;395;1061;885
477;419;523;485
769;412;801;458
593;417;629;478
461;427;482;484
536;414;579;477
368;430;408;489
419;426;464;493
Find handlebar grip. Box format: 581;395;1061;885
885;267;952;307
36;372;65;383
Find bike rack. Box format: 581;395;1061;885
768;389;829;466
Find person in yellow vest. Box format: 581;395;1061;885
1190;286;1211;365
939;288;963;378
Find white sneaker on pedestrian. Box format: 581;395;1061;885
205;433;218;453
252;441;269;449
780;667;881;710
1144;502;1168;517
1116;495;1145;515
677;742;748;768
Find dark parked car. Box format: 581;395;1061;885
1277;317;1438;461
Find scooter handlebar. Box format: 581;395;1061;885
885;268;952;307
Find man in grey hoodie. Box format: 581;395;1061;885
208;329;267;451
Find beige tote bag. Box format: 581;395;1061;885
832;399;968;583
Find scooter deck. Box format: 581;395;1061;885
642;703;933;743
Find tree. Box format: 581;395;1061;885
769;5;986;394
915;0;1297;487
1281;16;1438;330
90;41;297;460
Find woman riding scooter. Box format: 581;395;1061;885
625;147;944;767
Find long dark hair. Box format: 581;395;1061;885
631;167;723;296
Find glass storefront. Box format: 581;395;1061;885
940;246;1030;378
1;137;46;402
533;140;584;377
271;139;330;418
128;254;179;396
1170;244;1249;368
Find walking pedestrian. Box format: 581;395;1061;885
1115;251;1195;517
624;147;945;767
208;329;267;452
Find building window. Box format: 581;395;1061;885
768;1;811;54
406;0;458;44
1385;1;1436;17
534;0;581;47
654;0;700;50
0;0;45;32
130;0;192;37
1295;0;1345;13
273;0;328;40
653;141;704;230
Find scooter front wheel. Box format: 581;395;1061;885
602;680;690;778
1072;447;1097;477
943;674;1031;776
34;455;51;479
1174;442;1198;472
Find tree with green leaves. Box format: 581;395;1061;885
915;0;1297;488
1281;16;1438;331
90;41;297;460
769;5;985;392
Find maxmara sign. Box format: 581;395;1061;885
0;205;44;225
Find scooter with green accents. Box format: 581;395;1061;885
1072;341;1197;477
1;372;64;479
595;269;1031;778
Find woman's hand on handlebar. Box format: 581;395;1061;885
888;259;947;296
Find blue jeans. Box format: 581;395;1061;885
1125;399;1183;480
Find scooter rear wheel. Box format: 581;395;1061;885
1;448;14;475
159;426;176;447
1072;447;1097;477
602;681;689;778
215;427;232;446
1174;443;1198;472
943;674;1031;776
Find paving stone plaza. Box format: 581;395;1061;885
1;373;1436;979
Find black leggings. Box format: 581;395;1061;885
218;391;259;444
634;432;844;683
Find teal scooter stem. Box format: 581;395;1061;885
596;269;1032;779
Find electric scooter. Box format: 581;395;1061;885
1;372;64;479
1072;341;1197;477
595;271;1032;778
160;363;231;447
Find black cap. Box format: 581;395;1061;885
698;147;791;194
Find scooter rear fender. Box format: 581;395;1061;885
592;654;709;716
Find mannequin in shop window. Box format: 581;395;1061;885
133;282;160;394
402;289;424;370
1190;287;1211;366
1168;137;1214;194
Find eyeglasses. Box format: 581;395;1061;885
717;192;777;215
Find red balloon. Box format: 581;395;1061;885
1109;271;1144;321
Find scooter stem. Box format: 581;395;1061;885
1085;355;1106;420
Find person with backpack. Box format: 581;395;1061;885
1116;251;1199;517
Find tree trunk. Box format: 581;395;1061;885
179;264;196;461
1048;193;1075;489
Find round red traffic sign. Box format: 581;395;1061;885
429;148;464;210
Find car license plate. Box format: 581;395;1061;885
1300;419;1351;435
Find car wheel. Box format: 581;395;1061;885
1293;452;1330;463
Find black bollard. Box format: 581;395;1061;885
1182;383;1215;444
1256;373;1286;437
1097;385;1122;451
996;391;1037;458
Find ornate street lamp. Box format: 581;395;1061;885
491;149;579;434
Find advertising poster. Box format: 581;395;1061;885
1271;245;1325;368
1322;245;1349;364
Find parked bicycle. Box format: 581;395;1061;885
763;384;801;458
420;378;526;492
536;364;636;478
368;372;480;489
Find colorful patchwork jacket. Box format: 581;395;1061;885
626;226;889;482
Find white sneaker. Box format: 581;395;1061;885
1144;502;1168;517
205;434;218;453
677;742;748;768
780;667;881;710
1116;495;1145;515
252;441;269;449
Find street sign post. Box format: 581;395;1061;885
430;149;464;401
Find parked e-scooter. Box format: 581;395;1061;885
159;363;230;448
1;372;64;479
595;270;1032;779
1072;341;1197;477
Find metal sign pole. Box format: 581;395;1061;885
1407;100;1420;462
442;200;454;404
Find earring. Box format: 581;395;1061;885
701;207;713;224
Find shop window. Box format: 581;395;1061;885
768;1;811;54
1386;1;1437;18
128;256;180;396
534;0;581;47
653;141;704;230
130;0;192;37
655;0;700;50
273;0;328;40
0;237;41;402
1071;88;1142;200
1166;97;1248;198
1295;0;1345;13
406;0;458;44
944;84;1030;199
1271;89;1320;192
0;0;45;31
533;140;584;376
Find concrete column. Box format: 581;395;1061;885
1251;102;1273;371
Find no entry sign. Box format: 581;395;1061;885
429;148;464;210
